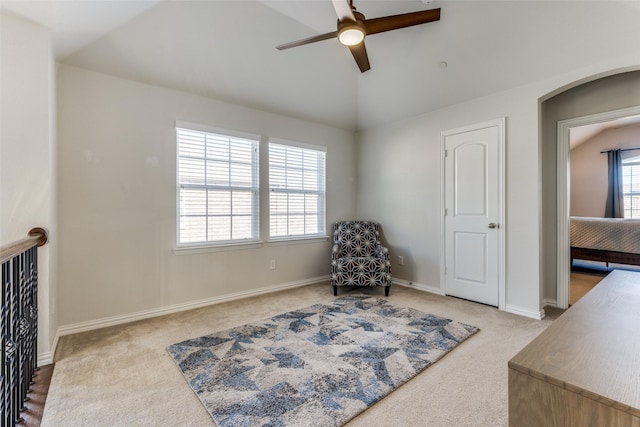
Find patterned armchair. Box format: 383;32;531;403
331;221;392;296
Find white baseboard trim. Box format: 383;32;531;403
543;298;558;308
39;276;548;363
393;278;444;295
38;351;53;367
49;275;329;358
505;304;546;320
394;278;547;320
37;332;60;367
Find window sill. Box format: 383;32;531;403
173;240;264;255
267;235;330;246
173;236;330;255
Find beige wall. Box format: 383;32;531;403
56;64;357;327
0;12;57;363
571;124;640;217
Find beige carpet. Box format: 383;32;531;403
42;283;562;427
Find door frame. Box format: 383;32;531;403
440;117;506;310
556;105;640;309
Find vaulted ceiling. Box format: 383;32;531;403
3;0;640;131
571;115;640;149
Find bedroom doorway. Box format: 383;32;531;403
557;105;640;308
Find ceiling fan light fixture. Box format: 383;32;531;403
338;21;365;46
276;2;441;73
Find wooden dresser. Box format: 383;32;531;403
508;270;640;426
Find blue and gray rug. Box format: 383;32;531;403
167;295;479;427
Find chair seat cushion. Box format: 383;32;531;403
335;256;386;271
333;257;390;287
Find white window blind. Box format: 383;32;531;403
269;141;326;239
177;127;259;245
623;156;640;218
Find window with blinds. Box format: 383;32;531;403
177;127;259;245
623;156;640;218
269;141;326;239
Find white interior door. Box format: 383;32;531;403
442;119;504;307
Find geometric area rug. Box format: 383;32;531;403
166;295;479;427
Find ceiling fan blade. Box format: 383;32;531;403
331;0;356;21
364;8;441;36
276;31;338;50
348;42;370;73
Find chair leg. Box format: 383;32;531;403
385;286;390;297
333;285;337;296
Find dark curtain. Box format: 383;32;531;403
605;149;624;218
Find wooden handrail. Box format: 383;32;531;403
0;227;48;265
1;227;45;426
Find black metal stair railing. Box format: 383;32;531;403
1;228;47;427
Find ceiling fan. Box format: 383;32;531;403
276;0;441;73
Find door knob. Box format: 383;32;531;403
488;223;497;229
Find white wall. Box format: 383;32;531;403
571;124;640;217
357;87;541;317
56;64;357;328
358;55;640;319
0;12;56;364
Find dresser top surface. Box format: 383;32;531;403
509;270;640;411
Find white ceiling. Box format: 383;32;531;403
3;0;640;131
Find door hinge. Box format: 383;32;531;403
444;208;448;216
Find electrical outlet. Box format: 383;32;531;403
269;259;276;270
398;256;404;266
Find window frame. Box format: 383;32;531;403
175;121;261;248
268;139;327;241
623;155;640;219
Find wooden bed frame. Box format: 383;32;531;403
571;246;640;267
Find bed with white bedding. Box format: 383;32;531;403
570;216;640;266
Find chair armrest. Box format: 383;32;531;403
332;244;340;260
375;244;390;261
